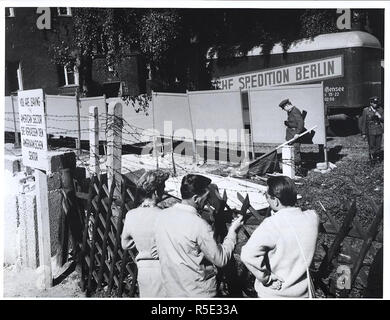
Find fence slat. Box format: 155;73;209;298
351;204;383;284
118;249;129;296
97;179;116;290
318;200;357;279
86;177;104;294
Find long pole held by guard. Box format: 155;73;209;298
245;125;317;170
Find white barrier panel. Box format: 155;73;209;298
152;92;193;140
187;90;244;142
248;83;326;144
45;95;78;138
79;96;106;140
5;96;20;132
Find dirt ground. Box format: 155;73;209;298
3;264;84;298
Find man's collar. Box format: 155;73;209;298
174;203;199;216
272;206;301;216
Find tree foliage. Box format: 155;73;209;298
47;8;384;95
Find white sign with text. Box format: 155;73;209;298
18;89;48;171
214;55;344;91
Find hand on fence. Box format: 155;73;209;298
229;215;244;233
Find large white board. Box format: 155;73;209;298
45;95;78;138
4;96;20;133
152;92;193;140
188;90;244;142
248;83;326;144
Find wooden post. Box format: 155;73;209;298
171;135;177;176
75;91;82;155
89;106;99;176
153;135;159;169
240;129;250;170
282;145;295;179
247;88;255;160
323;86;329;169
203;139;208;164
107;101;123;198
186;90;197;164
11;95;20;148
324;144;329;167
35;169;53;288
103;94;108;157
151;91;159;169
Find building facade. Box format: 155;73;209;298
5;7;146;97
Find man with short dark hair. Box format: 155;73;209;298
154;174;243;297
241;176;319;298
361;96;384;164
278;99;305;172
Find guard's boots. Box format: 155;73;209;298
369;154;376;166
374;152;383;163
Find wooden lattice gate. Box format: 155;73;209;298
73;173;139;297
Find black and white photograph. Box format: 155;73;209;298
1;1;388;302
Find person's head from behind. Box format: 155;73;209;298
136;169;170;204
180;174;212;210
265;176;297;212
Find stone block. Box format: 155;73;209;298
48;189;63;256
4;157;21;174
47;151;76;174
47;172;62;191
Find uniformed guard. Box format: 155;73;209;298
361;96;384;164
279;99;305;172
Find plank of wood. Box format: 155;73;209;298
237;192;265;222
318;200;357;278
351;204;383;284
35;169;53;288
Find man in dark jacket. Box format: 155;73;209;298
361;96;384;164
279;99;305;170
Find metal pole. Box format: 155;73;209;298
322;82;329;169
186;90;197;164
171;135;177;176
151;91;159;169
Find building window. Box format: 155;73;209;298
57;7;72;16
6;8;15;17
63;65;79;86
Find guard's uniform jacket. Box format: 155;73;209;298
361;106;384;158
285;106;304;141
361;106;384;136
